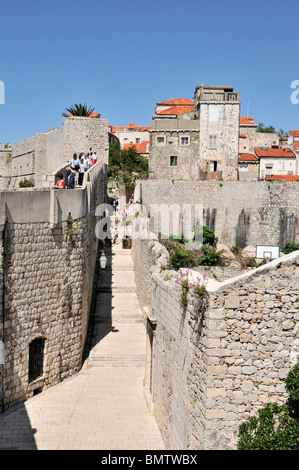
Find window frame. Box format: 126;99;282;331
209;134;217;149
170;155;178;167
156;135;165;145
180;135;189;146
28;337;45;383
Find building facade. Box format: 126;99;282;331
149;85;241;181
108;123;151;149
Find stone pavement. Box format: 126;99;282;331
0;241;166;450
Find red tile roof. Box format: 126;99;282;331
266;175;299;182
254;147;295;158
290;130;299;137
157;105;194;116
294;142;299;150
157;98;194;106
240;117;257;126
109;124;151;133
122;141;149;153
239;134;247;138
239;153;258;161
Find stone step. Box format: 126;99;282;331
88;355;146;367
96;316;143;323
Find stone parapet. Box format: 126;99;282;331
132;235;299;450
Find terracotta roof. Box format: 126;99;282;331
109;124;151;133
68;111;100;118
122;141;149;153
239;134;247;138
294;142;299;150
266;175;299;182
254;147;295;158
290;130;299;137
239;153;258;162
156;105;194;116
240;117;258;126
157;98;194;106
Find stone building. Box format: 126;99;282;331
238;153;259;181
255;146;296;179
108;123;151;149
289;130;299;173
122;140;149;159
238;116;280;154
149;85;241;181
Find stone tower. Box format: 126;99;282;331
194;85;240;180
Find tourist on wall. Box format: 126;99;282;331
92;152;98;165
64;167;77;189
55;173;65;189
78;157;87;186
70;153;80;179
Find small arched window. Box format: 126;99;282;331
28;338;45;383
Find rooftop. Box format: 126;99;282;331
239;153;259;162
290;130;299;137
254;147;295;158
122;141;149;153
156;105;194;116
240;117;258;126
109;124;151;133
157;98;194;106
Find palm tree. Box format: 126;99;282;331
62;103;96;118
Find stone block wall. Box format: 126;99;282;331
149;129;200;180
135;179;299;248
63;117;109;165
10;135;36;188
0;149;12;190
199;103;239;181
0;117;109;190
0;162;107;410
132;236;299;450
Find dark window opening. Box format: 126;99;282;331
170;156;178;167
29;338;45;383
210;161;217;172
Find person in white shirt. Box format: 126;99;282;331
78;157;87;186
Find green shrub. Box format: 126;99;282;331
198;245;225;266
281;242;299;254
238;360;299;450
194;225;218;246
237;403;299;450
19;179;34;188
284;361;299;400
169;245;196;270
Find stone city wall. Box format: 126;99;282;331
0;117;109;190
131;235;299;450
63;117;109;165
135;179;299;249
0;148;12;190
0;161;107;410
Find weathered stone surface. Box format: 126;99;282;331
132;235;299;451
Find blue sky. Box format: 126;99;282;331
0;0;298;143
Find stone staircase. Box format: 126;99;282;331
87;242;146;368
